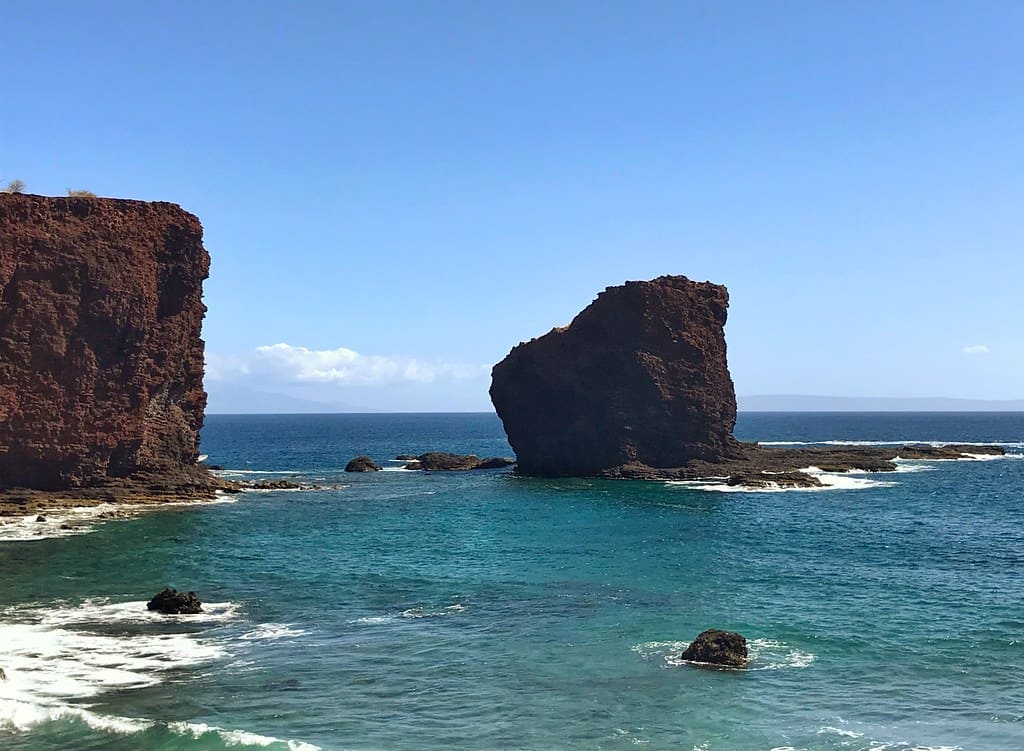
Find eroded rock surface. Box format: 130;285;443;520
0;194;224;507
490;275;740;476
680;629;748;667
147;588;202;615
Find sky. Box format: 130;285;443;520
2;1;1021;411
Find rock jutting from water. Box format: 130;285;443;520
0;193;229;514
345;456;383;472
147;588;203;615
489;275;1005;486
491;276;740;476
679;629;748;667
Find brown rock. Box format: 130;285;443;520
0;194;217;495
490;276;740;476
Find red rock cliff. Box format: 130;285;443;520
0;194;211;491
489;275;740;476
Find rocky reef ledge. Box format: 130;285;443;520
606;443;1005;487
489;275;1005;488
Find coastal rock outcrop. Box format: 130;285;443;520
0;194;220;501
402;452;515;471
147;588;202;615
489;274;1006;485
490;276;740;476
345;456;382;472
679;629;748;667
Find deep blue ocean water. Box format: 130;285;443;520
1;412;1022;751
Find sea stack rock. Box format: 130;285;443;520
680;629;748;667
490;275;740;476
0;194;217;495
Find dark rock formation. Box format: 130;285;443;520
0;194;224;504
489;274;1006;485
602;443;1005;486
247;479;303;490
680;629;748;667
147;588;202;615
395;454;417;461
490;276;739;477
345;456;382;472
402;452;515;471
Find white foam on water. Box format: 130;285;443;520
634;637;814;671
169;721;321;750
666;466;897;493
239;624;308;641
400;603;468;619
380;466;414;472
892;459;935;473
215;469;303;475
0;599;319;748
0;496;239;543
348;614;397;625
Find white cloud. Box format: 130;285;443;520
962;344;990;355
206;343;488;386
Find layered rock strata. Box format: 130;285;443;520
0;194;225;512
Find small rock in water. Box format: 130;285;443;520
60;523;73;530
395;454;417;461
35;515;46;522
345;456;382;472
147;588;203;614
679;629;748;667
0;667;6;680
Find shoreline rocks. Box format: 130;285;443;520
403;452;515;471
679;629;748;667
345;456;382;472
603;442;1005;486
147;588;202;615
488;274;1006;487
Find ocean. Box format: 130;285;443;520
1;412;1022;751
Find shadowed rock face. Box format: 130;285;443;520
490;276;740;476
0;194;210;490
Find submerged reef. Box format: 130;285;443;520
490;275;1004;486
0;194;228;513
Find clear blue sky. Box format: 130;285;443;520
3;1;1021;410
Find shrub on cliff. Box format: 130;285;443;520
67;189;97;197
3;179;25;193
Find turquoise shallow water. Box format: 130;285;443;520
1;412;1022;750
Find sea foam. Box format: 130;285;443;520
0;598;319;749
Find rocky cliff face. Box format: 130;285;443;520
0;194;214;492
490;275;740;476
